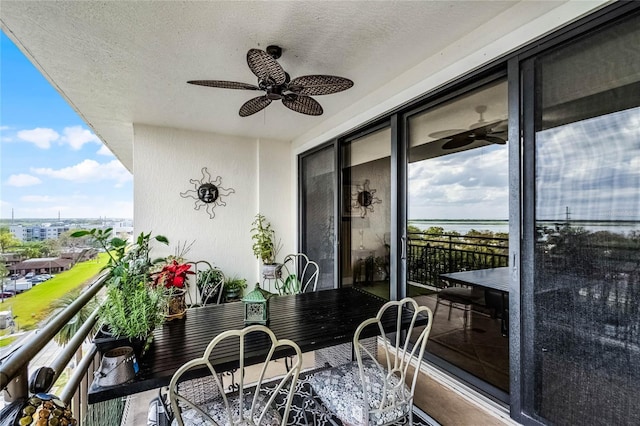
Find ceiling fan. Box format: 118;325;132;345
188;45;354;117
429;105;508;150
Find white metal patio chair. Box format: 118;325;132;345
169;325;303;426
277;253;319;295
307;298;433;426
187;260;224;307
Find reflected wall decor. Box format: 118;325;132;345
344;179;382;218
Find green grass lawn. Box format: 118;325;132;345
0;336;17;347
0;253;108;331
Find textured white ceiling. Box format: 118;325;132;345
1;1;588;170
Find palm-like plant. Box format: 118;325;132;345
52;290;99;346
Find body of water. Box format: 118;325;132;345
409;219;640;236
409;220;509;235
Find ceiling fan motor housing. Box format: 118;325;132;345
266;45;282;59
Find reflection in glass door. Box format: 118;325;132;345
341;127;391;300
300;145;336;290
528;13;640;424
406;79;510;396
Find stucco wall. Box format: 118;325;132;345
133;124;291;293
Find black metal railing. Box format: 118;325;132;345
407;232;509;289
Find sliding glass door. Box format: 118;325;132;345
524;12;640;424
300;144;336;290
406;79;510;397
340;127;391;300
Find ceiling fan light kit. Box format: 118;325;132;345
188;45;353;117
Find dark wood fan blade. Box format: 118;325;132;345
442;135;475;150
247;49;286;85
282;94;323;116
187;80;259;90
288;75;354;96
239;96;272;117
484;135;507;145
490;120;508;133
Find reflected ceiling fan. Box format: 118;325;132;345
188;45;354;117
429;105;508;150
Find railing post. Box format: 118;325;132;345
448;235;453;272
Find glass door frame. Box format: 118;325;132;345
298;139;340;289
399;71;511;404
338;119;396;299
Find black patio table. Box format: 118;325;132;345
88;286;426;404
439;266;510;293
439;267;511;335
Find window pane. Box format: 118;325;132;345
341;128;391;300
533;13;640;425
301;146;335;290
407;79;510;394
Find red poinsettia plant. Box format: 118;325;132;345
152;259;194;289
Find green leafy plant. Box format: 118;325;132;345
196;267;225;304
224;275;247;298
197;268;224;290
71;228;169;341
250;214;282;264
52;289;99;346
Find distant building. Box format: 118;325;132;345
0;253;25;267
9;223;79;242
7;250;97;275
9;257;73;275
9;221;134;242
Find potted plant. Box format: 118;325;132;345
251;213;283;278
151;259;194;320
196;266;225;305
71;228;169;358
223;275;247;301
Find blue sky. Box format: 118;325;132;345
1;32;132;220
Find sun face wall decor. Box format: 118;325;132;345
180;167;235;219
350;179;382;218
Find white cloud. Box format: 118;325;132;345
60;126;101;150
6;174;42;187
4;198;133;219
31;159;132;185
96;144;114;156
0;126;9;130
20;195;57;203
17;127;60;149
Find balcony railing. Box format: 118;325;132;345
0;273;125;426
407;232;509;289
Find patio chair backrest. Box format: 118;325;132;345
353;297;433;421
279;253;319;294
169;325;303;426
187;260;224;306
